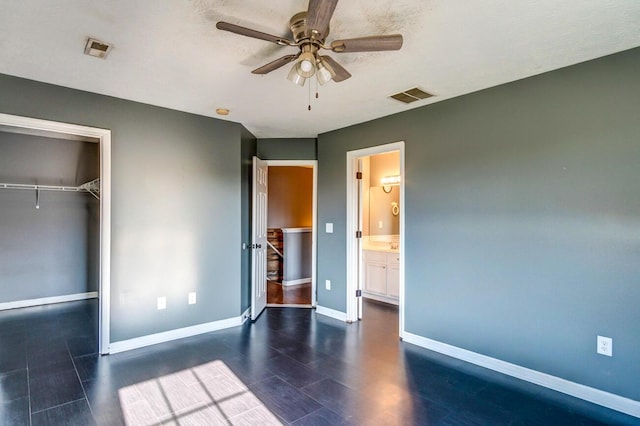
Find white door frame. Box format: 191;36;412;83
265;160;318;307
346;142;405;336
0;113;112;354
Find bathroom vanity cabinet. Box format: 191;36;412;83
363;249;399;305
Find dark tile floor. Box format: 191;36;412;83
0;299;638;425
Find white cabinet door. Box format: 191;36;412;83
387;263;400;297
387;253;400;297
365;261;387;295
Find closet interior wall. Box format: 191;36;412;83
0;130;100;306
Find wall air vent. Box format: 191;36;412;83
84;38;112;59
389;87;433;104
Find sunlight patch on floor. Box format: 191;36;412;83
117;360;283;425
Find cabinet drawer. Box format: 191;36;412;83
387;253;400;266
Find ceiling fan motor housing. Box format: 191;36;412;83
290;12;328;44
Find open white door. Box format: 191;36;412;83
251;157;268;320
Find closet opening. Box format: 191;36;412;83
0;113;111;354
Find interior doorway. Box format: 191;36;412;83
265;160;317;308
251;158;317;318
346;142;405;336
0;113;111;354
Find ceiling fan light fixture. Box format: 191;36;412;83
287;65;307;86
316;57;335;85
295;51;316;78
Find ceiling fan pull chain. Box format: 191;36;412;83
315;78;319;99
308;79;312;111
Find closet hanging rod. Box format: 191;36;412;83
0;182;85;192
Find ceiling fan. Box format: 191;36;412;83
216;0;403;86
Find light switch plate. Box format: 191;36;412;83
157;296;166;310
188;292;197;305
326;223;333;233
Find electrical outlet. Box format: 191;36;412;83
597;335;612;357
157;296;166;310
188;292;197;305
325;279;331;290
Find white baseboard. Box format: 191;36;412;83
402;332;640;419
0;291;98;311
282;278;311;286
109;314;244;354
362;291;399;306
315;305;347;322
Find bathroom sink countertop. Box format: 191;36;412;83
363;244;399;254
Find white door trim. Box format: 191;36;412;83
265;160;318;307
346;142;405;336
0;113;112;354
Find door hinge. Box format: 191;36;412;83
356;172;362;180
355;230;362;239
356;289;362;297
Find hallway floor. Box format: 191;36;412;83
0;299;637;425
267;281;312;305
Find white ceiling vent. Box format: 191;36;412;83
390;87;433;104
84;38;112;59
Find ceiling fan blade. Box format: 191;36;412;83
307;0;338;37
216;22;294;46
331;34;403;52
252;55;298;74
321;56;351;82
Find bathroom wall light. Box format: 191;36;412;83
381;175;401;193
381;175;401;185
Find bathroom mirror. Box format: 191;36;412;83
369;186;399;235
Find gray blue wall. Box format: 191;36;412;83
0;191;99;302
316;47;640;401
257;138;317;160
0;132;99;186
0;74;246;342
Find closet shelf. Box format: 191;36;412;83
0;178;100;199
79;178;100;200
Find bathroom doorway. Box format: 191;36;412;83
346;142;404;336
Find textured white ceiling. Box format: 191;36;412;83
1;0;639;138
